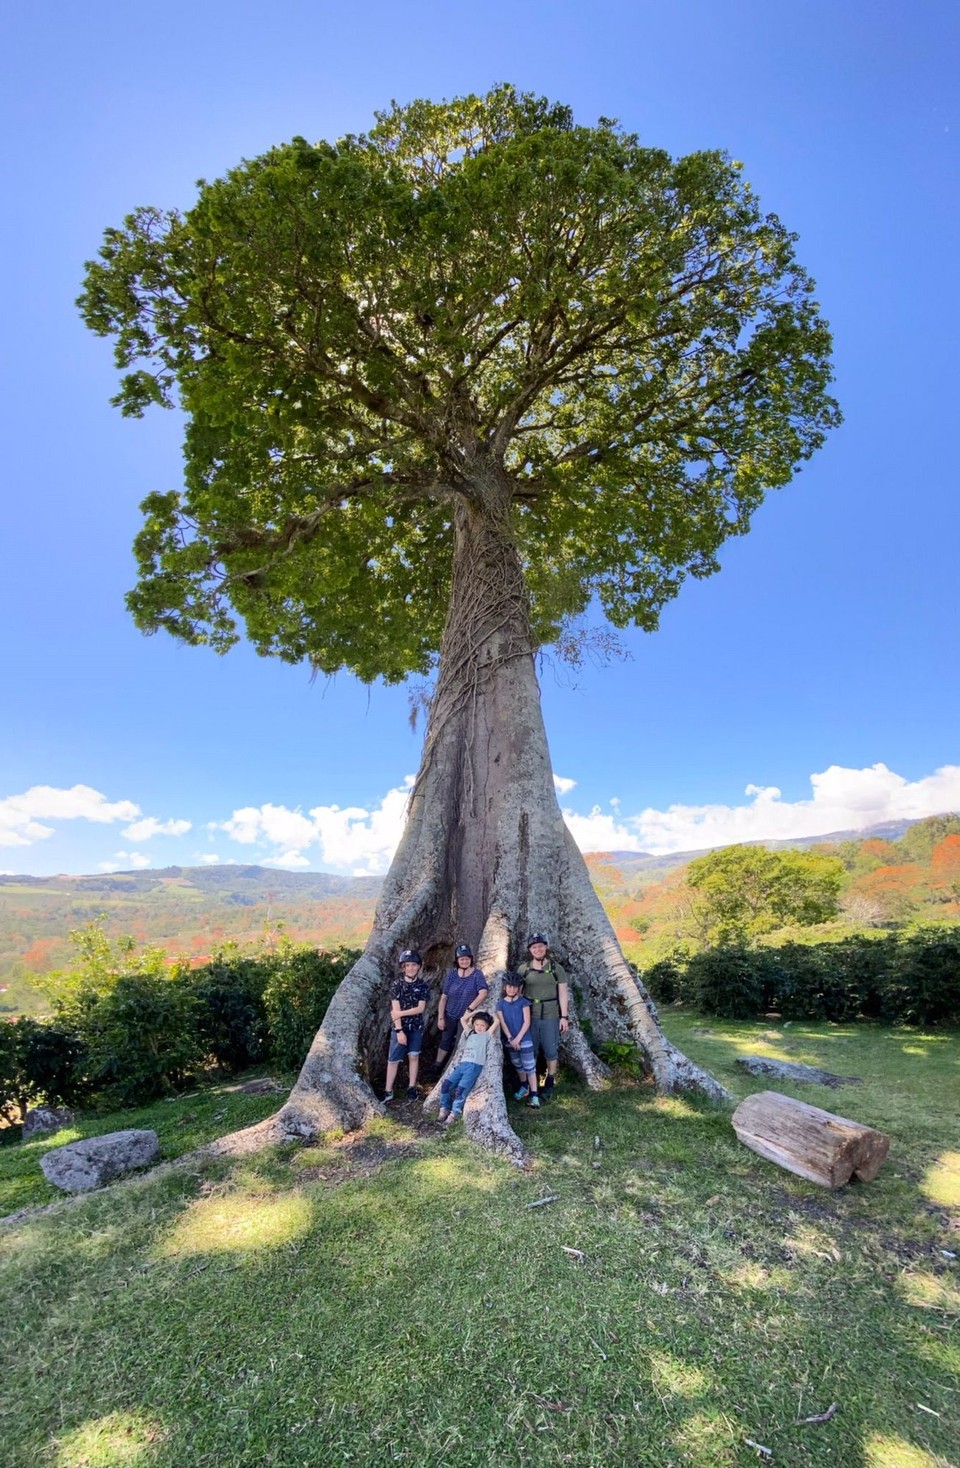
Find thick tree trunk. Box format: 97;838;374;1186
278;461;728;1157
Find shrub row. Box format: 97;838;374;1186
643;929;960;1024
0;942;359;1119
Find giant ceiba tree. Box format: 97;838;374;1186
80;86;840;1159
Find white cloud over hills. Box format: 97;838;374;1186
2;763;958;874
0;785;140;847
558;762;960;856
212;777;416;874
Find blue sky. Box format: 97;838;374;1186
2;1;958;876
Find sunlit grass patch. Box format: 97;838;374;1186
671;1407;739;1465
864;1433;953;1467
53;1410;168;1467
897;1269;960;1314
718;1260;796;1293
650;1094;701;1119
922;1150;960;1208
647;1350;712;1400
158;1180;312;1257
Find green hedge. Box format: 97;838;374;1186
643;929;960;1024
1;941;361;1121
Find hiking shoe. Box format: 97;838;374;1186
382;1090;395;1104
438;1107;449;1122
514;1084;531;1101
406;1086;419;1100
444;1113;457;1126
528;1094;541;1109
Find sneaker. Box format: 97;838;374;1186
438;1107;449;1122
444;1113;457;1126
383;1090;395;1104
514;1084;531;1101
406;1086;419;1100
528;1094;541;1109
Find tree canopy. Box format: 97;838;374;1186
79;84;840;683
686;844;845;944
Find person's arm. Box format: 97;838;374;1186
514;999;532;1043
557;978;570;1032
459;1009;473;1032
390;993;407;1043
437;977;448;1031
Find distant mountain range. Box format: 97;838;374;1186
1;815;954;1012
590;817;922;880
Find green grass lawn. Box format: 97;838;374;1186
1;1015;957;1468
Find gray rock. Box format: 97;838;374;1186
40;1130;160;1193
22;1105;75;1139
735;1055;861;1088
239;1077;284;1094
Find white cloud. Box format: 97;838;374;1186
0;784;141;847
217;803;317;849
123;816;192;841
98;851;151;872
214;778;415;875
561;762;960;856
194;853;221;865
553;774;577;796
263;849;312;869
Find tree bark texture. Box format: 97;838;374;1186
279;462;728;1158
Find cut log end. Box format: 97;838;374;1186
732;1090;890;1188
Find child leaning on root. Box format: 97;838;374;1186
437;1010;493;1125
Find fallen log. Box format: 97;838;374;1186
731;1090;890;1188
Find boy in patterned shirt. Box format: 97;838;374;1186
384;950;431;1102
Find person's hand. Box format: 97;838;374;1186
396;1030;407;1046
511;1038;520;1050
560;1017;570;1033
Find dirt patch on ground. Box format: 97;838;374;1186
296;1102;447;1186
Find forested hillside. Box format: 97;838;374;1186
2;815;958;1013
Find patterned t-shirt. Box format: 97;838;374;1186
389;976;431;1027
440;967;488;1022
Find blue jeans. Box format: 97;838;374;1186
440;1061;483;1115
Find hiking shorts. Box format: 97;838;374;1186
530;1015;561;1063
505;1038;537;1076
388;1022;425;1063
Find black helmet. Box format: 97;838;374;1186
503;971;525;989
398;949;422;967
455;943;473;958
527;932;549;948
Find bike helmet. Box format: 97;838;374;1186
398;949;422;967
503;971;525;989
526;932;549;948
454;943;473;958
